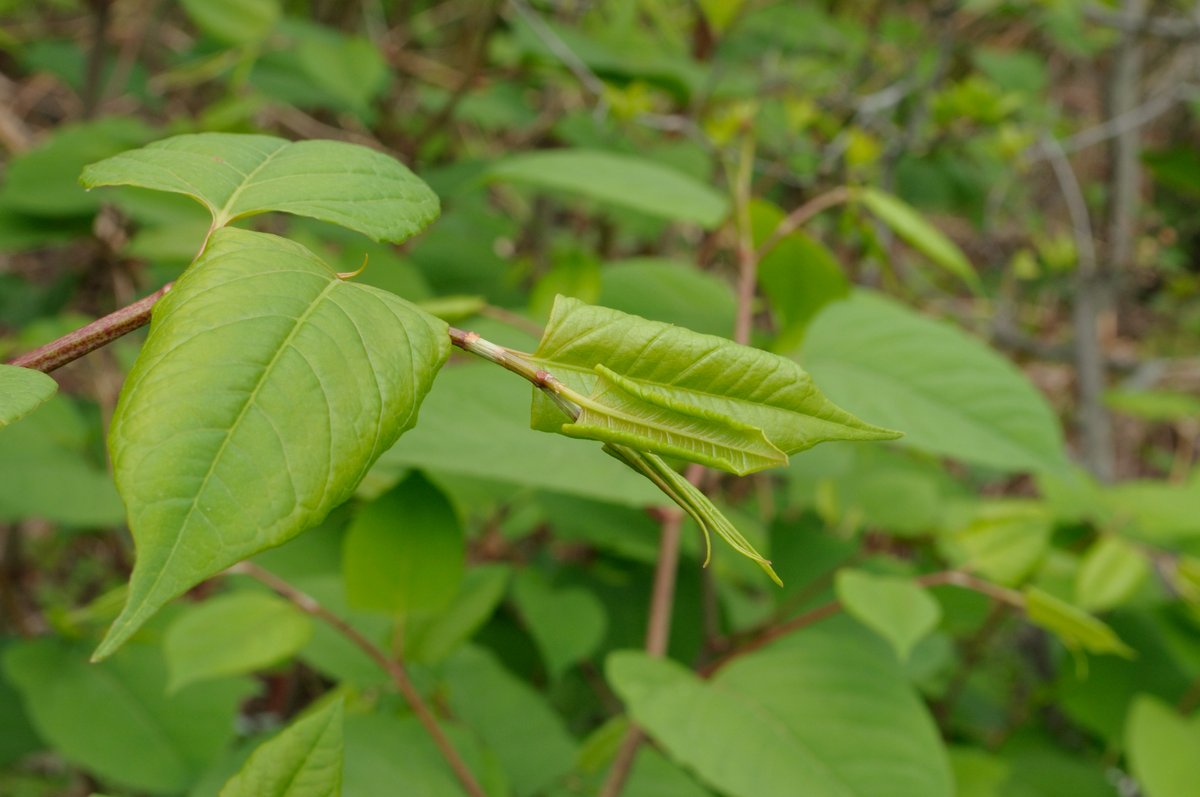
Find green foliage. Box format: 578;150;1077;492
835;569;941;661
1125;696;1200;797
98;227;450;658
218;699;343;797
0;365;56;427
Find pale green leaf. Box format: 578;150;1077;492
406;564;511;664
1024;587;1134;658
488;149;730;228
941;501;1052;586
342;473;464;615
598;258;737;337
96;228;449;659
1126;695;1200;797
3;638;251;794
220;699;343;797
803;291;1068;473
607;622;953;797
1074;536;1150;612
375;363;665;507
164;591;312;692
512;571;606;679
1104;389;1200;422
81;133;438;242
181;0;280;46
857;188;980;291
531;295;900;467
835;569;941;661
0;365;56;428
441;645;577;796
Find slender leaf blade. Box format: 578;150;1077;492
219;699;343;797
81;133;439;242
1024;587;1134;658
96;228;449;659
0;365;57;428
858;188;980;292
531;296;899;464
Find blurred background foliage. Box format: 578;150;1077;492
1;1;1199;796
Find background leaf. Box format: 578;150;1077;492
0;365;56;428
342;472;464;615
803;291;1067;473
97;228;449;658
1125;695;1200;797
488;149;730;228
835;569;941;661
164;591;312;692
511;571;607;680
607;622;953;797
219;699;342;797
3;638;252;794
858;188;980;291
81;133;438;243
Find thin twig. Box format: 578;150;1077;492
8;284;172;373
229;562;489;797
756;186;853;260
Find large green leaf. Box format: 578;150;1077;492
1126;695;1200;797
803;291;1067;473
607;622;953;797
488;149;729;228
598;258;737;337
81;133;438;243
219;699;343;797
3;638;251;794
96;228;449;659
342;473;464;615
0;365;57;428
530;296;899;473
163;591;312;692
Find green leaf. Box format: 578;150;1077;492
488;149;730;228
0;117;153;217
180;0;280;46
512;571;607;679
441;645;578;796
1126;695;1200;797
607;622;953;797
1074;536;1150;612
375;363;666;507
941;501;1052;586
81;133;439;243
1104;389;1200;422
0;395;125;526
163;591;312;692
406;564;511;664
531;296;899;470
803;291;1067;473
0;365;56;428
1024;587;1134;658
598;258;737;337
219;699;343;797
3;637;251;793
857;188;980;292
96;228;449;660
342;473;464;615
835;569;941;661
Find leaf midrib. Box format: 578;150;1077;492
136;277;342;612
212;142;289;226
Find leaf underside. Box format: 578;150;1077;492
531;296;899;473
95;228;449;659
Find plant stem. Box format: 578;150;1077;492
447;326;580;419
8;284;172;373
229;562;489;797
756;185;853;260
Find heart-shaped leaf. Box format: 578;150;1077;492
81;133;438;243
95;228;449;659
0;365;57;428
835;569;941;661
530;296;899;472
